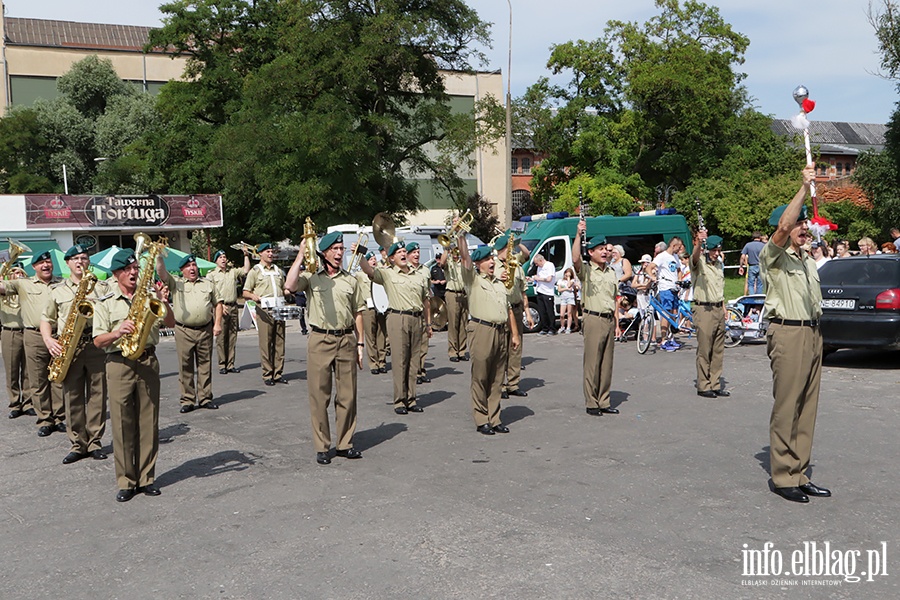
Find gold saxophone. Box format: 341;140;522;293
48;272;97;383
301;217;319;271
2;239;31;310
504;233;518;290
116;234;169;360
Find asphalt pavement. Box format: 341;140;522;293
1;324;898;599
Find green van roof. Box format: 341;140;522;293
521;215;691;243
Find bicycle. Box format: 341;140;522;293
636;284;695;354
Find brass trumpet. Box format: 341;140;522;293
349;231;369;272
437;210;473;248
230;241;260;260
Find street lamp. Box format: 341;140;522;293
505;0;513;226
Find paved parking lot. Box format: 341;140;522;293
1;325;898;599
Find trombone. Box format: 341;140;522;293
349;231;369;272
230;241;260;260
437;210;474;248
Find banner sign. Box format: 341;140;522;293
25;194;223;230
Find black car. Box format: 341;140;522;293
818;255;900;353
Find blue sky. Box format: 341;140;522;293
6;0;896;124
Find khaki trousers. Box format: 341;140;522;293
503;303;524;392
63;342;107;453
216;305;239;370
306;332;358;452
418;315;429;374
24;329;64;427
362;308;387;370
766;323;823;488
694;305;725;392
468;321;508;427
175;322;214;407
2;327;31;411
582;313;615;409
106;352;160;491
445;291;468;358
375;311;389;368
256;309;285;381
386;312;422;407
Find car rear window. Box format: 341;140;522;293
818;258;900;286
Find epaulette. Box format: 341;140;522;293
96;291;115;301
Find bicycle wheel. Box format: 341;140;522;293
724;307;745;348
637;311;654;354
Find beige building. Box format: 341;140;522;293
0;1;510;226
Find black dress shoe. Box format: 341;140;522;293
199;402;219;410
799;482;832;497
273;377;289;385
379;367;388;373
509;389;528;397
416;376;425;384
116;488;136;503
460;354;469;361
8;409;22;419
139;484;161;496
408;405;424;413
394;407;408;415
55;422;67;433
476;423;495;435
62;451;88;465
336;448;363;459
91;449;108;460
24;408;36;416
229;367;241;373
316;452;331;465
371;368;380;375
600;407;619;414
585;407;602;416
180;404;195;414
219;368;228;375
449;356;459;362
714;389;731;397
37;425;54;437
500;391;509;399
265;379;275;386
773;486;809;503
697;390;717;398
492;424;510;433
419;373;430;383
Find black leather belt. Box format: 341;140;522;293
24;326;39;331
694;301;723;307
388;309;423;317
223;302;237;306
108;346;156;362
446;289;464;294
584;310;613;319
469;317;506;330
311;326;354;335
770;318;819;327
1;326;22;331
176;321;212;330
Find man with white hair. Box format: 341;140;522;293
531;254;556;335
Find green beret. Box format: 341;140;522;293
12;261;24;269
768;204;808;227
179;254;197;269
64;244;88;260
257;242;273;252
213;249;226;261
405;242;419;253
471;246;493;262
706;235;723;249
109;249;137;271
492;235;509;251
318;231;342;252
364;251;375;260
387;242;404;257
378;246;385;252
585;236;607;250
31;251;52;265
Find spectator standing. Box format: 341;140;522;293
891;228;900;252
810;242;830;269
834;240;851;258
531;254;557;335
556;268;578;334
430;255;447;300
858;237;878;256
652;237;685;350
740;232;766;295
610;245;633;285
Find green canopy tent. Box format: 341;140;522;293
152;247;217;277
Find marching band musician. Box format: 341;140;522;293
93;249;175;502
438;247;468;362
157;254;224;413
493;234;533;400
2;262;32;420
0;251;65;437
456;231;520;435
40;245;108;464
286;231;365;465
691;232;730;398
357;251;388;374
358;241;431;415
242;243;289;386
208;247;251;375
572;221;620;417
405;242;432;384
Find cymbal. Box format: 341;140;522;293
431;297;448;330
373;212;396;251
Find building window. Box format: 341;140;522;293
521;158;531;174
511;157;518;174
836;163;843;177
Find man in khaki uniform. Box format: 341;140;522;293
2;262;32;419
357;252;387;374
158;254;223;413
41;245;108;464
493;234;533;399
0;251;65;436
287;231;365;465
94;249;175;502
456;233;520;434
762;165;831;504
691;232;730;398
573;221;620;417
406;242;432;384
438;249;468;362
207;248;250;374
243;243;288;386
359;241;431;414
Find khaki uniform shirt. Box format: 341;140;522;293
92;284;161;352
208;266;243;304
760;239;823;321
462;264;509;324
409;263;432;298
445;258;465;292
371;265;428;311
691;255;725;303
355;271;373;305
578;261;617;314
243;263;286;299
0;296;24;328
162;271;219;327
296;268;364;330
3;277;60;328
42;277;102;332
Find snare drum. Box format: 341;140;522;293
269;306;301;321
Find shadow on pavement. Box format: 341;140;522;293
216;389;266;406
426;366;459;380
418;389;453;408
610;390;631;409
501;405;534;426
156;449;258;488
519;377;545;391
354;422;408;452
823;348;900;370
159;422;192;444
521;356;545;369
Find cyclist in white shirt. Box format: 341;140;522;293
652;237;685;350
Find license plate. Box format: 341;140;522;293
821;299;855;310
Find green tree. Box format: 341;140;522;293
853;149;900;237
57;55;134;119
